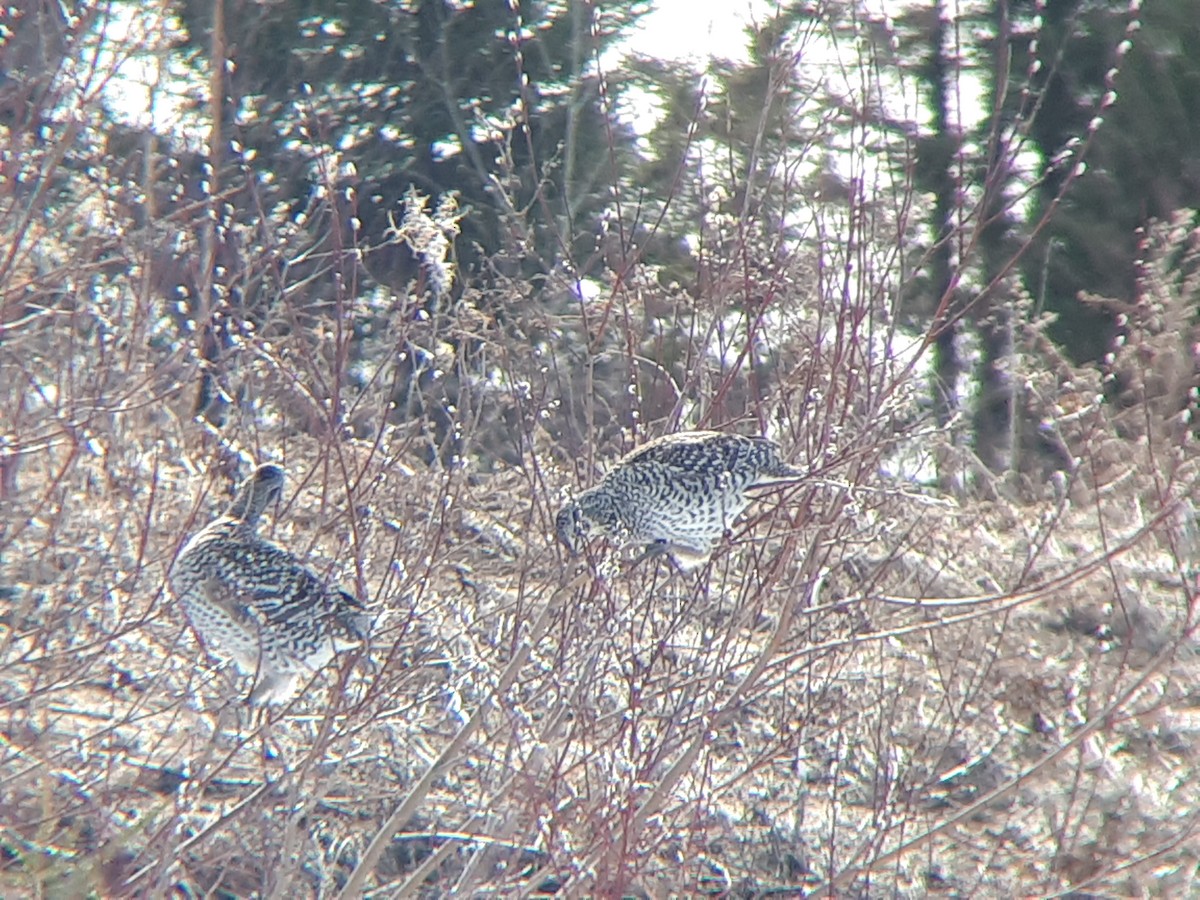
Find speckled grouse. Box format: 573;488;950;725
170;463;370;704
555;431;803;569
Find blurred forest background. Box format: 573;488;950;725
3;0;1200;895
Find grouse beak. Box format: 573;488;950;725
555;507;582;557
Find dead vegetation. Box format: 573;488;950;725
4;216;1200;895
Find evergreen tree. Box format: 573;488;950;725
908;0;965;479
173;0;651;288
1025;0;1200;362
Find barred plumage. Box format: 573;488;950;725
170;463;371;704
555;431;803;569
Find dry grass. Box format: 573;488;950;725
4;269;1200;897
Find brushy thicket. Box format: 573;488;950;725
4;11;1200;900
